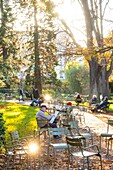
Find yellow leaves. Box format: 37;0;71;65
109;73;113;82
85;55;92;60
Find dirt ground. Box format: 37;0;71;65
1;108;113;170
37;110;113;170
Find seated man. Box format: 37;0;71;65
92;96;109;112
30;96;44;107
36;105;60;139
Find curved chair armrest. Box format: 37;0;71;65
84;126;91;133
68;127;81;136
83;144;100;153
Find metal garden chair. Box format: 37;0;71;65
66;136;102;170
99;119;113;150
47;127;69;165
9;130;34;146
3;140;29;169
67;120;94;145
34;119;49;141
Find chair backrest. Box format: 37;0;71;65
9;130;19;140
66;136;85;148
107;120;113;132
68;121;80;135
48;127;69;143
49;127;68;136
36;119;49;129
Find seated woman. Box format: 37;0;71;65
91;95;98;104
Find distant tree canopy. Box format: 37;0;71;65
65;62;89;94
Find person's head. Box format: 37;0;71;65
40;105;47;111
104;96;108;101
93;95;97;98
77;93;81;98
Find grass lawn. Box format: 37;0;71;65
1;100;113;142
0;102;39;142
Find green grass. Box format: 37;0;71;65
1;100;113;142
0;102;39;142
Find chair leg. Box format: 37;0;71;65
107;139;110;156
99;136;101;149
43;131;46;139
87;157;90;170
111;138;113;150
91;135;93;145
99;155;102;170
47;146;50;162
53;148;56;166
83;157;86;169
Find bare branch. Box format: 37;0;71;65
102;0;110;17
59;18;81;48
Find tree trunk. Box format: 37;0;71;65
88;58;100;98
99;57;110;97
33;1;42;94
80;0;111;98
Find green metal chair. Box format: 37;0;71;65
68;120;94;145
66;136;102;170
34;119;49;141
99;119;113;150
3;140;29;169
9;130;34;146
47;127;69;164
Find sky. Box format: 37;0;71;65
9;0;113;47
54;0;113;47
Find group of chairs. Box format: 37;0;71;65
35;112;102;169
100;119;113;156
35;106;113;169
2;130;42;169
47;126;102;169
4;105;113;170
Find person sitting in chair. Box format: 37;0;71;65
30;96;44;107
92;96;109;112
91;95;98;104
75;93;82;106
36;105;60;139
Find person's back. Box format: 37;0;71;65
19;88;24;101
65;102;73;112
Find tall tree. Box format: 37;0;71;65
33;0;42;94
0;0;19;89
18;0;58;94
56;0;113;98
79;0;113;98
